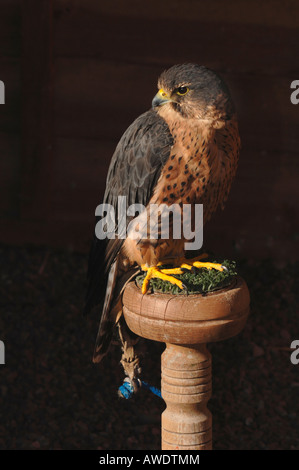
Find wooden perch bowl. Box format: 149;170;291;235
123;276;250;345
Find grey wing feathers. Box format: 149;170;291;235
84;109;173;315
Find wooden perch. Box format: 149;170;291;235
123;276;250;450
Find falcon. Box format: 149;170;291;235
85;64;240;379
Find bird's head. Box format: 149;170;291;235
152;63;235;125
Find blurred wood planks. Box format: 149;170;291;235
0;0;298;260
0;1;21;219
20;0;54;220
53;59;298;153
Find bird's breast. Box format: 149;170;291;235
151;116;240;223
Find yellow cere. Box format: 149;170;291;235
159;89;168;97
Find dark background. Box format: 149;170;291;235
0;0;298;450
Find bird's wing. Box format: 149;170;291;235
84;109;173;316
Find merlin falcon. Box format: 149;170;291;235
85;64;240;379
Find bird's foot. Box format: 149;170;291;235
141;264;185;294
140;254;227;294
179;253;227;273
156;253;226;273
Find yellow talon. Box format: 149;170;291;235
192;261;224;271
160;268;184;275
141;274;150;294
141;265;184;294
179;254;224;272
180;263;193;270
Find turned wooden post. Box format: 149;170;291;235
122;276;250;450
161;343;212;449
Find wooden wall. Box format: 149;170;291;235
0;1;21;219
0;0;298;260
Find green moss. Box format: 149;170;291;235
136;259;237;295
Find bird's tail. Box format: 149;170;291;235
92;262;140;364
93;260;119;363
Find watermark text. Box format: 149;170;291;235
290;340;299;365
0;81;4;104
95;197;203;250
290;80;299;104
0;341;5;364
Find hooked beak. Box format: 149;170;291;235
152;88;172;108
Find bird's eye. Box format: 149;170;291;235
176;86;189;96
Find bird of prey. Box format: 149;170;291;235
85;63;240;379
